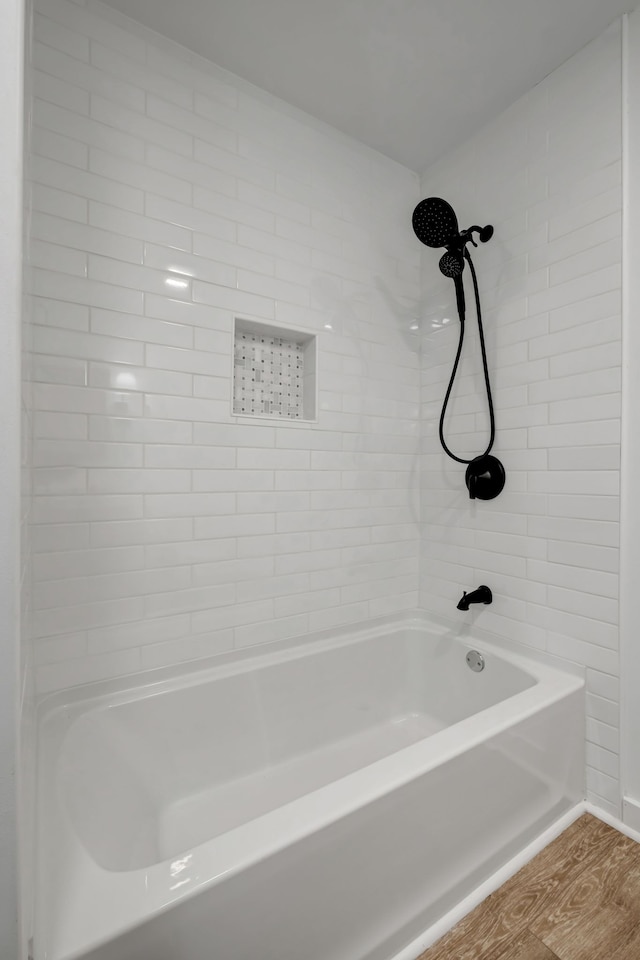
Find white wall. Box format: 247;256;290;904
1;0;25;954
20;0;36;948
27;0;420;692
419;24;623;816
621;8;640;832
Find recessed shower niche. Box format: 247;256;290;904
232;318;317;422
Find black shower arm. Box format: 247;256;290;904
442;227;482;259
460;224;494;247
459;226;481;247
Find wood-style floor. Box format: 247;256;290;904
416;814;640;960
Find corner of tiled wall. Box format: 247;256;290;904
419;22;622;817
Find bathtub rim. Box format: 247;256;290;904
35;609;584;722
34;612;586;960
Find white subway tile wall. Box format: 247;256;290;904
28;0;421;690
419;24;622;815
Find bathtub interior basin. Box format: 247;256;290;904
58;626;536;872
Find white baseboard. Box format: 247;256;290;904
589;797;640;843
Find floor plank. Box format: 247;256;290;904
485;930;559;960
608;921;640;960
416;815;640;960
539;903;640;960
529;829;640;959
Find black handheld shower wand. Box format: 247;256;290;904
412;197;505;501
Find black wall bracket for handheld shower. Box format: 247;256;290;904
412;197;505;501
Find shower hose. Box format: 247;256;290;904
439;250;496;465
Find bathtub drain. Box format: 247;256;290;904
466;650;485;672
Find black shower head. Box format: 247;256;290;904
413;198;494;254
412;197;459;248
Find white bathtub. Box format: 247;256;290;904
34;617;584;960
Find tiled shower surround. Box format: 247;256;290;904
27;0;623;814
419;25;622;816
27;0;421;688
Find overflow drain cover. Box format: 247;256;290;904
466;650;485;672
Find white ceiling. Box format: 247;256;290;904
102;0;634;171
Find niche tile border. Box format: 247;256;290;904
232;318;317;422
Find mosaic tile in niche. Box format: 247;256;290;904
233;332;304;419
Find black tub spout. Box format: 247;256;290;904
457;585;492;611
